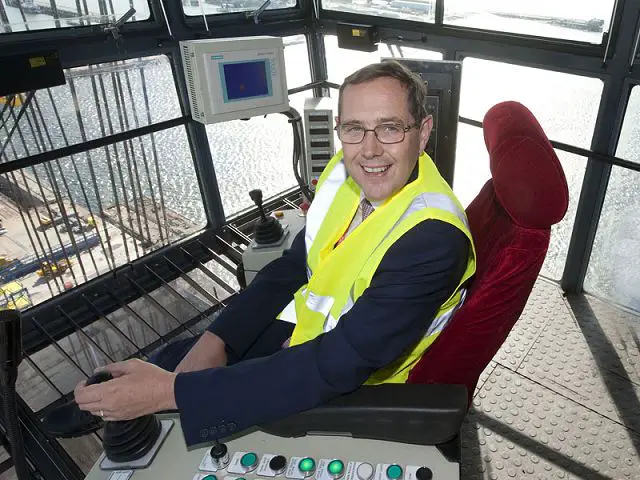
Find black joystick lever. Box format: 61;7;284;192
0;310;29;480
89;370;162;464
249;189;284;245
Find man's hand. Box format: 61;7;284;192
74;359;177;421
174;331;227;373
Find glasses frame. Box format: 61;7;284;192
335;121;422;144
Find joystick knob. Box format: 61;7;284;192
249;189;284;245
209;442;229;468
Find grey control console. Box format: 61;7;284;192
84;385;466;480
85;417;458;480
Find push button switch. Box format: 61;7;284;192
269;455;287;474
327;460;345;479
240;452;258;472
356;463;374;480
298;457;316;477
386;464;403;480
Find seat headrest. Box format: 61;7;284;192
483;101;569;228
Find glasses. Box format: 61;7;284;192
335;122;420;144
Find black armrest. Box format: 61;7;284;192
260;384;467;446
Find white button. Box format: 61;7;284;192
356;463;374;480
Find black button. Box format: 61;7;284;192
269;455;287;472
210;442;228;460
416;467;433;480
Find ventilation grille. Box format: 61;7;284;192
182;45;201;119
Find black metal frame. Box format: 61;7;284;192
3;0;640;476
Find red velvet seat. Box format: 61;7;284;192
407;101;569;405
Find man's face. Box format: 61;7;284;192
337;77;433;202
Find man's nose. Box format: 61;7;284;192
361;130;383;157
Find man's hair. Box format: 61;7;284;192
338;60;428;123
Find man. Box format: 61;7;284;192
75;60;476;446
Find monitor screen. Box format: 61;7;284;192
221;60;271;102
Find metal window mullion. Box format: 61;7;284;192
24;102;85;285
55;306;115;365
125;66;166;244
21;105;80;287
103;71;143;258
81;294;141;356
32;95;98;280
67;76;120;269
139;68;171;243
142;264;205;316
179;246;237;296
45;88;113;272
5;107;65;292
163;256;224;307
95;72;139;260
28;316;90;377
111;68;147;243
117;68;155;246
47;0;62;29
124;274;197;337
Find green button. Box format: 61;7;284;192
241;453;258;468
298;457;316;473
202;476;217;480
328;460;345;476
386;465;403;480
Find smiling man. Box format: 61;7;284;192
74;60;476;447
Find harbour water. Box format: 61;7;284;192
1;0;639;311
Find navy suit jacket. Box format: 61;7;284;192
174;219;469;446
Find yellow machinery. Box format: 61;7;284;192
0;281;32;311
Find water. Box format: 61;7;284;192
1;4;638;311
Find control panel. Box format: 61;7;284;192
84;415;459;480
242;208;306;285
381;59;462;187
303;97;337;191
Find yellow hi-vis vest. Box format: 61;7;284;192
278;151;476;384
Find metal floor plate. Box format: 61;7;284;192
463;278;640;479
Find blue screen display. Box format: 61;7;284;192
222;60;270;101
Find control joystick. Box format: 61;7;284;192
250;189;284;245
89;371;162;464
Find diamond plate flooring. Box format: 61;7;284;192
462;278;640;479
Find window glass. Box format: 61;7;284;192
0;126;206;308
453;124;586;281
324;34;442;85
182;0;295;16
322;0;435;24
584;87;640;311
0;55;180;164
444;0;614;44
206;35;311;217
460;57;602;150
0;0;150;33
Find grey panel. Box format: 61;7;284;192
494;279;560;371
462;365;640;480
518;291;640;433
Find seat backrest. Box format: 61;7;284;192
407;101;569;405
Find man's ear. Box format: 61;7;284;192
419;115;433;152
334;116;340;125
